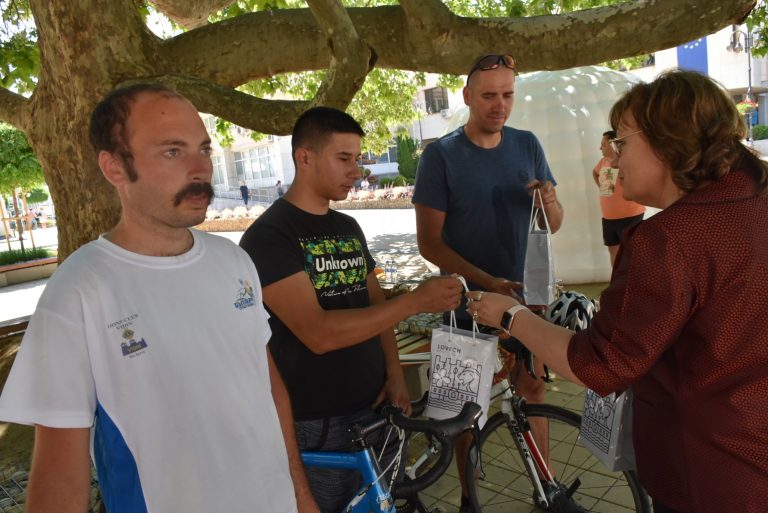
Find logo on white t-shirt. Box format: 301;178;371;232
120;328;148;356
234;279;256;310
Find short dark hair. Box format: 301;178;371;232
89;83;184;180
291;107;365;166
603;130;616;139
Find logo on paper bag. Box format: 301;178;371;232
428;354;482;413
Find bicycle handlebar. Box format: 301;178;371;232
376;400;482;499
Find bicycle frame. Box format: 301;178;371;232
301;448;397;513
493;379;556;508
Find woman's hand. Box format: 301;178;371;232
465;290;520;329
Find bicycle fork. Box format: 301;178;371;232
504;406;554;508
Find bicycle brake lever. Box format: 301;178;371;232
523;348;553;383
470;424;486;480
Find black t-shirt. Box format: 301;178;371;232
239;198;385;421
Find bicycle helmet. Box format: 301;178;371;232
544;291;597;331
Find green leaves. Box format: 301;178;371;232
0;0;38;94
396;134;418;180
746;3;768;57
0;122;44;195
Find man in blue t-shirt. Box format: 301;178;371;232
412;54;564;511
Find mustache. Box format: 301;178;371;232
173;182;214;207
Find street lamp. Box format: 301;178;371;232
727;25;755;143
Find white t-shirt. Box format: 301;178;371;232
0;230;297;513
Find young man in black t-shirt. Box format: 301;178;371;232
239;107;462;513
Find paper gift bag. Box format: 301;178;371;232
579;388;637;472
425;314;498;427
523;188;556;306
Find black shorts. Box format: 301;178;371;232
602;214;644;246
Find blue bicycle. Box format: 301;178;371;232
300;397;482;513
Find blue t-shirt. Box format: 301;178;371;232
413;126;555;315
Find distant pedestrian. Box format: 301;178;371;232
240;181;250;206
275;180;284;198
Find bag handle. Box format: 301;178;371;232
528;187;552;234
449;276;479;340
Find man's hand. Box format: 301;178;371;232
487;277;523;301
372;374;412;416
527;179;557;208
410;275;463;313
527;179;563;233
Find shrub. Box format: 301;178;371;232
751;124;768;140
0;247;56;267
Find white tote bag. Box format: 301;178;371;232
425;312;498;427
523;188;556;306
579;388;637;472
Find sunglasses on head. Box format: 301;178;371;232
466;54;516;84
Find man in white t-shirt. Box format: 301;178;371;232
0;85;318;513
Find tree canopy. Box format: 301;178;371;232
0;0;757;258
0;122;44;196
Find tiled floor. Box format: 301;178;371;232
404;376;646;513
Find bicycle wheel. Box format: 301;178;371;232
466;405;650;513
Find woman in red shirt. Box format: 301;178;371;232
467;70;768;513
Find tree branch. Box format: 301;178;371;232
162;0;755;84
0;86;30;130
131;74;308;134
399;0;452;29
150;0;234;29
306;0;373;110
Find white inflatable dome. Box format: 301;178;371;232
444;66;642;284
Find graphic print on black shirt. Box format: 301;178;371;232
301;237;369;298
239;199;385;421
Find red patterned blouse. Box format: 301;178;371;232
568;169;768;513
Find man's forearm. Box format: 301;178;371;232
26;426;91;513
418;237;495;289
539;199;564;233
268;352;318;511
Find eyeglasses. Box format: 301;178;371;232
609;129;644;156
466;54;516;84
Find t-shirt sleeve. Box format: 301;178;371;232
240;221;304;288
232;244;273;348
0;305;96;428
568;221;694;395
529;133;556;187
412;142;449;212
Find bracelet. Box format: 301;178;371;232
501;305;528;335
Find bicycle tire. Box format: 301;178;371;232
466;405;650;513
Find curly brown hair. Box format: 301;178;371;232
609;70;767;195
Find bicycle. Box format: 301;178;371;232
300;397;482;513
462;340;651;513
401;343;650;513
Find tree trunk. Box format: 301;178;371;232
25;0;160;257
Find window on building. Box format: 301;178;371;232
212;155;226;187
424;87;449;114
203;116;217;133
234;147;276;186
360;146;398;164
388;145;398;163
